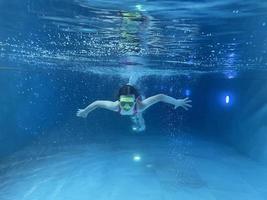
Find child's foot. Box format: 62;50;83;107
132;123;145;132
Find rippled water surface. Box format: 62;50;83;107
1;0;267;77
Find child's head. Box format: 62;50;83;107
117;84;139;99
118;85;139;112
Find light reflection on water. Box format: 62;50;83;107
0;0;267;77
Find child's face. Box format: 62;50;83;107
119;95;136;111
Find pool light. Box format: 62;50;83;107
225;95;230;104
185;89;191;96
133;154;141;162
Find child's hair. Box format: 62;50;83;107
117;84;140;99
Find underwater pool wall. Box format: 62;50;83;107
189;72;267;164
0;70;70;157
0;71;30;157
225;76;267;163
1;70;267;164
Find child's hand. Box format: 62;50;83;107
76;109;88;118
174;97;192;110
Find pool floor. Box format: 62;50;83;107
0;130;266;200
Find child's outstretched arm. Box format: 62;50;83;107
140;94;192;111
76;100;119;118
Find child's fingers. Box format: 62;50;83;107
76;109;83;116
185;103;192;107
182;105;188;110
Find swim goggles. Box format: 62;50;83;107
119;95;136;111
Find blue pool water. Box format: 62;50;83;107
1;0;267;199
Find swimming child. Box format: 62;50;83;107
76;84;192;132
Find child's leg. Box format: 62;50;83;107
131;113;146;132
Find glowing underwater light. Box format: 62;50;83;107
185;89;191;96
225;95;230;104
133;154;141;162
